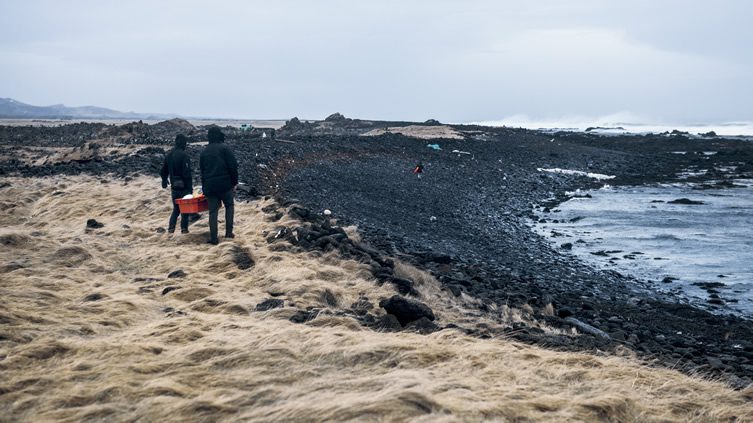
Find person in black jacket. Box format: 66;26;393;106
200;127;238;245
160;134;194;233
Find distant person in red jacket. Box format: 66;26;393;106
200;127;238;245
413;162;424;179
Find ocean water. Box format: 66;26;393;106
473;115;753;137
533;181;753;317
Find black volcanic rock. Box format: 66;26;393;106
282;117;306;130
389;277;417;296
325;112;347;122
161;286;180;295
152;118;195;133
231;245;255;270
405;316;440;334
662;277;677;283
557;307;574;318
379;295;435;326
373;313;403;332
256;298;284;311
350;297;374;315
668;198;705;205
168;269;187;279
289;309;319;323
86;219;104;229
83;292;106;302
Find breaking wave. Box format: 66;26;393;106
473;113;753;137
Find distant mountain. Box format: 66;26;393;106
0;97;178;120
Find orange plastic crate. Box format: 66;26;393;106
175;195;209;213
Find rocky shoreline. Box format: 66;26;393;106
2;116;753;388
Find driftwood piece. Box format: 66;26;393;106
565;317;611;339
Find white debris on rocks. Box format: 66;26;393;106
537;168;616;181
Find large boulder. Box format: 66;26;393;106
282;117;305;129
153;118;195;133
324;112;347;122
379;295;435;326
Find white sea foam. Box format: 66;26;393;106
538;168;615;180
472;113;753;137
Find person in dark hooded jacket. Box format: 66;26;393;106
160;134;193;233
200;127;238;245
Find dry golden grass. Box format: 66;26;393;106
29;142;142;166
0;142;144;167
1;175;752;422
361;125;465;140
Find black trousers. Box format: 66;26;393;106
207;189;234;242
169;189;191;232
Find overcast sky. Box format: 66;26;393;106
1;0;751;123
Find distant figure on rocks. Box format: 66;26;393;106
160;134;193;234
413;162;424;179
200;127;238;245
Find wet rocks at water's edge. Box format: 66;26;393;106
668;198;705;205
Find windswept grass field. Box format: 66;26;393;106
1;176;751;422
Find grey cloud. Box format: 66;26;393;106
1;0;751;122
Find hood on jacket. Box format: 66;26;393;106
174;134;188;150
207;127;225;144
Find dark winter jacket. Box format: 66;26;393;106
200;142;238;196
160;147;193;192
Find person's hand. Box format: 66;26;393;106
162;180;168;189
